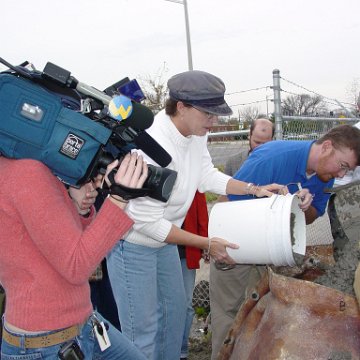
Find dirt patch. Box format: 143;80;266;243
188;317;212;360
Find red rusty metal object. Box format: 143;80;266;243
218;268;360;360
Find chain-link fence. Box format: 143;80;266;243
192;279;210;311
207;131;249;169
281;117;359;140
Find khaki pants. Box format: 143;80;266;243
209;261;265;360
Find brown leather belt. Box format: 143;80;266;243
2;324;80;348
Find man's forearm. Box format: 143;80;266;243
305;205;318;225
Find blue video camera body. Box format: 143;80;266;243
0;58;176;202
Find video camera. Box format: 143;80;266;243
0;58;176;202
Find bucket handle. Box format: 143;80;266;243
270;182;302;209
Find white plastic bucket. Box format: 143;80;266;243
208;194;306;266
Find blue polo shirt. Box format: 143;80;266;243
228;140;334;217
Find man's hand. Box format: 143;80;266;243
297;188;314;212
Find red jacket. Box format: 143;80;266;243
183;191;209;269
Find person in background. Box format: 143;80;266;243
224;118;275;177
106;70;284;360
0;153;148;360
210;124;360;359
178;190;209;360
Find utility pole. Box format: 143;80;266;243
272;69;283;140
164;0;193;70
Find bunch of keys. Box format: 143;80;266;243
91;314;111;351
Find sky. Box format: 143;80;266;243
1;0;359;118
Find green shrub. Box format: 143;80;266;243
205;165;224;203
194;306;209;319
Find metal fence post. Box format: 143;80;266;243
272;69;283;140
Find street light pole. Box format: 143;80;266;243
164;0;193;70
182;0;193;70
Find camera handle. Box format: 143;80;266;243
103;170;152;200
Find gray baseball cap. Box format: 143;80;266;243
167;70;233;116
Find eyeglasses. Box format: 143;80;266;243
332;148;353;175
203;111;217;120
337;160;351;174
191;105;217;119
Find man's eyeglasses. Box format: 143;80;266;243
337;160;351;174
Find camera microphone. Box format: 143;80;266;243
108;94;153;130
105;94;171;167
77;85;171;166
133;131;171;167
107;96;171;166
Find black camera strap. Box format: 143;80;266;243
104;170;152;200
109;183;151;200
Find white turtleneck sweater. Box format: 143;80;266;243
124;109;231;248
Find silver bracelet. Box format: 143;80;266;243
207;238;212;255
245;182;254;195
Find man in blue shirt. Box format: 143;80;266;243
229;139;331;221
210;124;360;360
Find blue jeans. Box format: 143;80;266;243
180;258;196;359
107;241;186;360
1;311;146;360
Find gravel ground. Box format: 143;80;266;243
188;317;212;360
314;236;359;295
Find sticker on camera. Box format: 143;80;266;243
60;133;85;159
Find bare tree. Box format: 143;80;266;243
346;78;360;114
282;94;327;116
238;106;268;131
240;106;265;123
138;63;169;114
